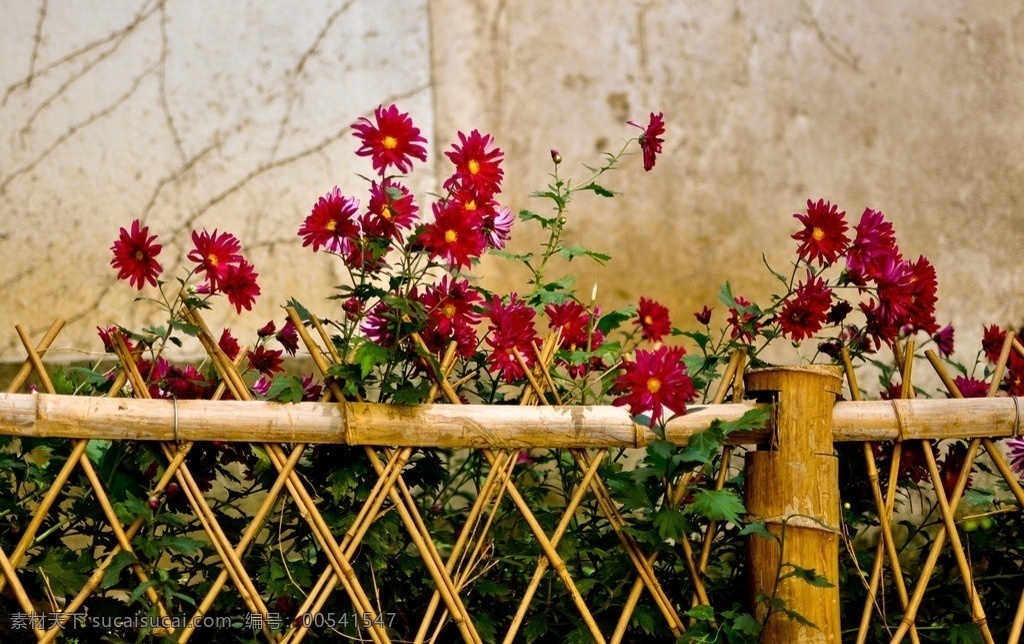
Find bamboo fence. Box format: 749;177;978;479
1;318;1023;642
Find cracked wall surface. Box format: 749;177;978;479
3;1;1024;370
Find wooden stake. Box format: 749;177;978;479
745;365;842;643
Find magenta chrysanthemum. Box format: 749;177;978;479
298;187;360;255
612;346;695;426
352;104;428;175
792;199;849;267
443;130;504;197
110;219;163;290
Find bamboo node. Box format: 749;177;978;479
890;400;908;442
1013;396;1021;437
172;396;179;444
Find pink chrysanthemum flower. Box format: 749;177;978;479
778;274;833;342
298;187;360;255
628;111;665;172
792;199;849;267
635;297;672;343
188;229;243;289
482;206;514;250
612;346;695;426
110;219;163;290
1005;437;1024;477
953;376;988;398
443;130;504;197
352;104;428;175
219;259;261;313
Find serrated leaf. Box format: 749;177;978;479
582;182;615;197
653;506;689;541
266;375;304;403
524;612;548;643
32;550;90;596
353;340;390;378
784;564;834;588
738;521;778;542
684;604;716;622
685;488;746;524
715;406;772;437
101;551;138;589
678;425;726;465
717;281;737;308
728;612;763;637
597;308;634;335
285;298;313;322
162;536;205;556
558;244;612;264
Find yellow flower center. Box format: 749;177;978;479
644;315;653;325
382;135;398;150
135;250;145;261
464;199;477;211
326;220;337;231
381;205;393;220
468;159;480;175
207;254;219;267
647;377;662;394
812;227;825;241
442;303;457;319
445;230;458;243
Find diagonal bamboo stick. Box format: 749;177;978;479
842;345;920;644
187;309;391;644
19;327;174;620
109;334;278;641
281;311;479;644
888;337;1016;644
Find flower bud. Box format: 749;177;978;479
148;495;161;510
550;149;562;165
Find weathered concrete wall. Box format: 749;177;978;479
2;1;1023;371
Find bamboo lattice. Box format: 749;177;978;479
1;318;1023;642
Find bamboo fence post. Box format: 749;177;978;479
745;365;842;643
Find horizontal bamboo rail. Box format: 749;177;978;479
0;392;1020;446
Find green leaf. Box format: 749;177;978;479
684;488;746;524
715;406;772;438
716;281;737;308
738;521;778;542
727;612;764;637
161;536;205;556
85;439;112;466
524;611;548;643
558;244;612;264
678;425;726;465
581;182;615;197
266;375;305;403
597;307;634;335
101;551;138;589
653;506;689;542
353;340;390;378
684;604;715;622
32;550;90;596
783;564;834;588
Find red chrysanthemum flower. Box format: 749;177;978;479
484;294;539;382
792;199;849;267
938;441;973;499
545;300;605;377
694;306;713;326
248;345;284;378
953;376;988;398
97;326;133;354
110;219;163;290
860;255;915;345
612;346;695;426
420;276;483;338
846;208;900;284
298;187;360;254
188;229;243;289
727;296;761;344
361;302;399;347
277;320;299;356
352;104;428;175
443;130;504;197
218;328;240;361
635;297;672;343
219;259;260;313
934;324;955;358
905;255;939;335
163;364;214;400
778;274;833;342
628;111;665;172
362;179;419;242
982;324;1007;363
419;200;487;270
